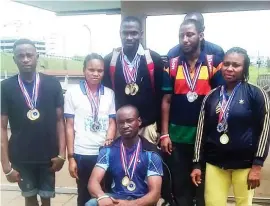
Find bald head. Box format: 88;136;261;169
184;12;205;31
116;105;139;119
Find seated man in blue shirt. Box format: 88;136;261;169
168;12;224;60
85;105;163;206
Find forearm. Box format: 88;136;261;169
254;134;270;166
161;95;171;135
88;179;106;198
1;127;11;173
254;94;270;166
131;190;160;206
65;123;75;156
57;118;66;157
107;118;116;139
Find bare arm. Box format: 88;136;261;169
106;118;116;140
56;107;66;158
65;117;79;179
160;94;173;154
88;166;107;197
65;118;75;156
161;94;172;135
1;115;11;173
129;176;162;206
1;115;21;182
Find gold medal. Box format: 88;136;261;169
127;181;136;191
27;109;40;121
125;84;131;95
220;133;229;144
31;109;40;120
130;83;139;96
121;176;130;187
27;110;34;120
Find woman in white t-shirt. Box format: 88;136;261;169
64;53;116;206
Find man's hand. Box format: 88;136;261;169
191;169;202;187
247;165;262;190
160;137;172;155
50;156;65;172
68;158;79;179
98;197;115;206
104;138;114;146
114;200;133;206
6;169;21;183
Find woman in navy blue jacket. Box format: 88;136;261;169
191;47;270;206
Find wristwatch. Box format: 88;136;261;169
68;153;74;159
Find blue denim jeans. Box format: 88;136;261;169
74;154;98;206
12;163;55;198
85;193;134;206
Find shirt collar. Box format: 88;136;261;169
122;43;144;56
137;44;145;55
79;80;104;95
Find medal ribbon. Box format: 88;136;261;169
84;81;100;122
121;50;141;84
120;138;141;180
218;82;242;125
18;73;40;109
182;61;202;92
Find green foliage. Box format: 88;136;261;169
0;52;84;76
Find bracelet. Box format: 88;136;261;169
58;155;66;161
97;195;110;202
5;168;14;176
160;134;170;141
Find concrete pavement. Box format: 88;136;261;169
1;190;267;206
1;190;77;206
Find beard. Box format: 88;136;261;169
182;41;200;55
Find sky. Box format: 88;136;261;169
0;0;270;58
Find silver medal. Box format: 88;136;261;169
127;181;136;191
187;91;198;103
91;121;101;132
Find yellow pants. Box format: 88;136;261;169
116;122;159;144
205;163;254;206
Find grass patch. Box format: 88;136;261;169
1;52;269;85
0;52;84;76
249;66;269;84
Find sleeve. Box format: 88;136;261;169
167;45;179;59
207;41;225;60
210;55;225;89
215;46;225;61
162;63;173;94
150;51;165;132
108;91;116;119
252;87;270;166
54;79;64;108
147;152;163;177
95;147;110;171
64;89;75;118
193;89;215;169
102;54;113;89
1;82;9;115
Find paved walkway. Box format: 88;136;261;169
1;190;268;206
1;190;77;206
